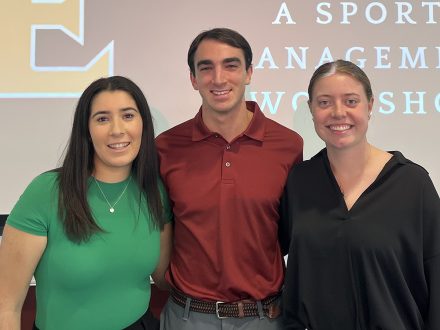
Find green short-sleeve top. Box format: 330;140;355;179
7;171;171;330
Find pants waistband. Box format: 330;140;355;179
170;289;281;319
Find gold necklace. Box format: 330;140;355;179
93;176;131;213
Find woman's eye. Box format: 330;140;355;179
96;116;108;122
123;113;135;120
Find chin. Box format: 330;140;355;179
106;158;135;169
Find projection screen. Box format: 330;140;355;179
1;0;439;215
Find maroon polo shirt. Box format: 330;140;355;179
156;101;303;302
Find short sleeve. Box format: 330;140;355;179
6;172;58;236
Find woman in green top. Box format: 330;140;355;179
0;76;172;330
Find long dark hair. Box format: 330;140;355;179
58;76;165;243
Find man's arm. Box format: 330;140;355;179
151;223;173;290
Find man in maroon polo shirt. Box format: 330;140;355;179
156;28;303;329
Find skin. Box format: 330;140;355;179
309;72;391;210
0;226;46;330
151;223;173;290
89;90;173;288
89;90;143;183
309;73;373;153
190;39;253;142
0;90;172;328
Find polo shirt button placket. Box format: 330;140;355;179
225;144;232;167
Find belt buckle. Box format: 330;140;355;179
215;301;228;319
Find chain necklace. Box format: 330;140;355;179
93;176;131;213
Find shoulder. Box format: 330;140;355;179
16;170;59;206
23;170;59;197
156;119;194;148
7;170;59;235
263;117;303;144
261;119;304;169
286;149;326;182
261;118;303;163
376;151;440;206
389;151;432;184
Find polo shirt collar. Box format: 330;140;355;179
191;110;212;141
243;101;265;142
191;101;266;142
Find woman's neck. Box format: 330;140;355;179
92;166;132;183
327;142;372;181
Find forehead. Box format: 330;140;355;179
91;90;136;111
313;73;365;96
194;39;245;63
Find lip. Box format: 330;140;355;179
107;142;130;151
211;89;231;97
328;124;352;132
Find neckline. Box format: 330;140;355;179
91;175;132;186
92;175;132;214
323;149;398;212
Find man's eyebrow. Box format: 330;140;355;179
196;59;213;68
196;57;242;69
223;57;241;64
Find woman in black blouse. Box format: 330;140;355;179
281;60;440;330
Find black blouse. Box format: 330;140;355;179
281;149;440;330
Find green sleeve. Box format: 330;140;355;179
7;172;59;236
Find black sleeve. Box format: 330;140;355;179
422;176;440;329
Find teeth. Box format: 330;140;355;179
108;142;129;149
212;90;230;95
330;125;351;131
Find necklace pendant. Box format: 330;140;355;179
94;176;131;215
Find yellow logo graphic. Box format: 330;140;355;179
0;0;114;98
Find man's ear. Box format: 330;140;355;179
245;64;253;85
190;72;199;90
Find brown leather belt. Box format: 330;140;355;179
170;289;281;319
